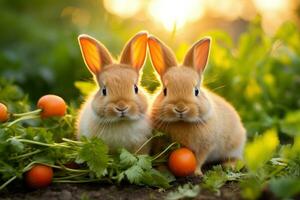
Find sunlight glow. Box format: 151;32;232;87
103;0;142;18
148;0;204;31
253;0;287;12
204;0;243;20
253;0;292;34
101;0;296;34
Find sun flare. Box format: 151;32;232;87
148;0;204;31
253;0;288;12
102;0;294;33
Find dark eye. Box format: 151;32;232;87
134;84;138;94
195;88;199;96
102;87;107;96
163;88;167;96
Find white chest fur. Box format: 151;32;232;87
77;99;151;153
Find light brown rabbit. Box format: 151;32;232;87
77;32;151;154
148;35;246;175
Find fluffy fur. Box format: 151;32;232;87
77;32;151;154
148;36;246;175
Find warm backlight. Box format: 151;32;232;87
148;0;204;31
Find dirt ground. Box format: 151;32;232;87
1;176;245;200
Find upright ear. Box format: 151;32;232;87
78;34;113;76
148;35;177;77
183;37;211;74
120;31;148;73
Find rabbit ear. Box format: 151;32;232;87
148;36;177;77
78;34;113;75
183;37;211;74
120;31;148;72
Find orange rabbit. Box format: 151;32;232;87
148;35;246;175
77;32;151;154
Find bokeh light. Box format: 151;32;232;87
100;0;298;34
103;0;142;18
253;0;287;12
148;0;205;31
61;7;91;27
204;0;244;20
253;0;295;34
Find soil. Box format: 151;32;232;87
0;176;243;200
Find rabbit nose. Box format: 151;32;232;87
115;101;128;112
174;107;188;114
115;107;128;112
174;103;188;114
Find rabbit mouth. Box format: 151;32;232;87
158;113;201;123
95;112;139;123
176;113;186;120
114;112;140;121
112;113;131;121
119;112;127;118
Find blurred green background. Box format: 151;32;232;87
0;0;300;139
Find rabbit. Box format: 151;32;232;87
147;35;246;175
76;31;152;154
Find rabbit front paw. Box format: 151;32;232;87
194;167;203;176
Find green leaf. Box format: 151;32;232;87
282;136;300;161
119;149;137;167
0;130;10;157
124;165;144;184
9;138;24;153
24;127;54;144
269;177;300;199
201;165;227;194
245;129;279;171
152;130;166;137
141;169;172;188
280;110;300;136
166;183;200;200
0;160;17;179
118;149;173;188
74;81;96;96
137;155;152;170
201;165;245;195
269;177;300;198
77;138;109;178
240;176;263;200
116;172;125;183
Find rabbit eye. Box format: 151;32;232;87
195;88;199;96
134;84;138;94
163;88;167;96
102;87;107;96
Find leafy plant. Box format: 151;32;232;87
0;125;175;190
201;166;245;196
166;183;200;200
0;80;175;190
